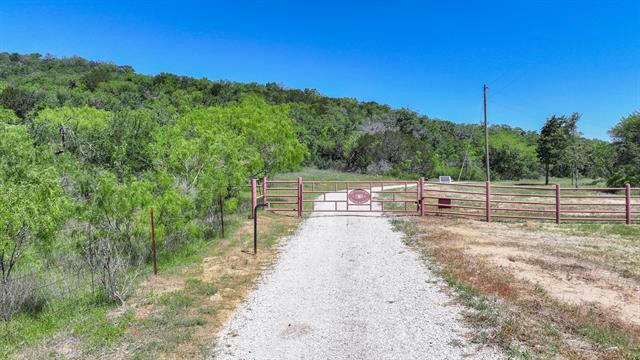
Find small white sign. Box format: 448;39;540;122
439;176;453;183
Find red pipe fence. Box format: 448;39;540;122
251;178;638;224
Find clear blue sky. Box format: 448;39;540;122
1;1;638;140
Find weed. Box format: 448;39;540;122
185;278;217;296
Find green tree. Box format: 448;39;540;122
0;123;67;283
490;130;539;180
608;112;640;186
153;106;258;226
0;107;19;125
0;86;40;119
33;106;110;161
537;116;568;184
560;113;584;187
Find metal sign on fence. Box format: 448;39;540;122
347;189;371;204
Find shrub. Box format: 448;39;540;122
0;275;47;321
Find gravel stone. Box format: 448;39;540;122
210;190;504;359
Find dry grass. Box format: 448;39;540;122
393;216;640;359
19;212;300;360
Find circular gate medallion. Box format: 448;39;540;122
348;189;371;204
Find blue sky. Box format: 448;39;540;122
1;1;638;140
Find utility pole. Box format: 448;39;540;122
483;84;490;182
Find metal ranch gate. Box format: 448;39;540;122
250;177;639;224
251;177;425;217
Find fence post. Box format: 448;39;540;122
555;184;561;224
297;177;303;217
485;181;491;222
251;178;257;219
262;176;267;205
419;177;425;216
219;195;225;238
626;183;631;225
150;207;157;276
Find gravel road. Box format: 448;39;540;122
210;190;503;360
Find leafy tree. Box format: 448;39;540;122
582;140;616;180
608;112;640;186
0;86;40;119
0;123;67;283
80;65;113;91
214;95;308;176
490;130;539;180
560;113;585;187
73;171;151;303
537;116;568;184
33;106;110;161
0;107;19;124
153;105;258;225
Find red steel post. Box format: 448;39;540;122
485;181;492;222
262;176;267;205
150;207;157;275
297;177;303;217
626;183;631;224
419;177;425;216
251;178;257;219
555;184;561;224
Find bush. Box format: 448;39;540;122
0;276;47;321
83;238;138;305
0;86;41;118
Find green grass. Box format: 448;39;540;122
275;167;405;181
72;306;134;353
560;223;640;240
184;278;217;296
578;324;631;349
0;293;128;358
496;177;604;188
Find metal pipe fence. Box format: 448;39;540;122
251;178;638;224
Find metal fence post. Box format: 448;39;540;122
150;207;157;275
555;184;561;224
626;183;631;225
251;178;257;219
485;181;491;222
262;176;267;205
419;177;425;216
297;177;303;217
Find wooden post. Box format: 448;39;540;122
219;195;225;238
555;184;561;224
262;176;267;205
150;207;157;276
419;177;425;216
485;181;491;222
297;177;303;217
626;183;631;225
251;178;257;219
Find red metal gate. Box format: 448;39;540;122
250;177;425;216
250;178;637;223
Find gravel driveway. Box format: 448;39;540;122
210;190;503;359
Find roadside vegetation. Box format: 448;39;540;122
1;52;638;358
393;217;640;359
13;211;300;359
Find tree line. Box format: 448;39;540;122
0;52;638;319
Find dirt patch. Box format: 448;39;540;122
447;219;640;326
139;275;185;295
403;216;640;359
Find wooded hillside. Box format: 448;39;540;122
2;51;617;183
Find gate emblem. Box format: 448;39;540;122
348;189;371;204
